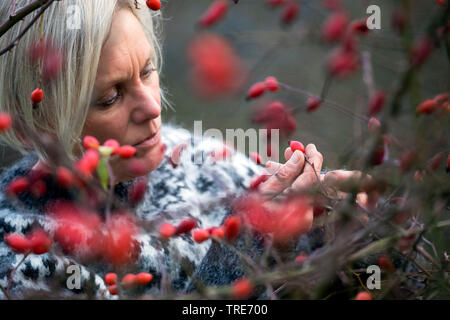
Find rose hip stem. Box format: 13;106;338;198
277;81;369;122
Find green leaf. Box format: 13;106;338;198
97;156;109;191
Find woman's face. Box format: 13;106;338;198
82;9;165;183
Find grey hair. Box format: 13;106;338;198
0;0;166;162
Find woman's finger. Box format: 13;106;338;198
259;150;305;198
290;144;323;190
284;147;293;162
322;170;377;193
303;144;323;176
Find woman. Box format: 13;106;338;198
0;0;366;299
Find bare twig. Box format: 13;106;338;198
0;0;60;57
7;252;30;294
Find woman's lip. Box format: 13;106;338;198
133;129;161;147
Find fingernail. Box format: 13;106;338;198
290;150;301;164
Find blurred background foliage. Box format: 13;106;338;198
1;0;449;171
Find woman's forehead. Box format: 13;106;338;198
95;9;152;88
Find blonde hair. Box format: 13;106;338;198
0;0;164;162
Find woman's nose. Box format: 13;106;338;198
130;84;161;124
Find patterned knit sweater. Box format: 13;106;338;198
0;123;267;299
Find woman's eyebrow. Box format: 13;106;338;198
98;54;153;90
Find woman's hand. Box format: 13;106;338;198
258;143;323;199
257;144;377;213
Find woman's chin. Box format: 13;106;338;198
111;140;166;183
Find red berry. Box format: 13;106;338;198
249;152;261;165
322;0;342;11
281;1;300;26
224;216;240;240
367;117;381;131
175;219;197;236
56;167;74;188
169;142;188;168
410;36;434;68
105;273;118;286
295;252;308;263
4;234;31;254
135;272;153;286
250;174;269;191
322;12;349;42
231;278;254;299
436;0;447;7
416;99;438;114
327;48;359;77
355;291;372;300
146;0;161;11
118;145;136;159
30;180;47;198
159;223;176;240
30;88;44;105
246;82;266;100
414;170;425;182
103;214;140;266
378;255;395;272
267;0;286;7
264;76;279;92
210;226;225;238
83;136;100;150
0;112;12;132
192;229;210;243
434;93;449;105
369;90;386;116
128;177;148;204
351;19;370;35
306;97;322;112
7;177;30;196
103;139;120;154
290;140;305;153
198;0;228;27
427;152;444;171
121;273;137;288
83;149;100;171
108;285;118;295
28;229;51;254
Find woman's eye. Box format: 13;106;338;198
142;66;157;79
98;90;121;108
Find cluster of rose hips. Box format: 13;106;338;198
416;93;450;115
4;228;52;255
159;215;241;244
104;271;153;296
48;201;140;266
77;135;137;179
